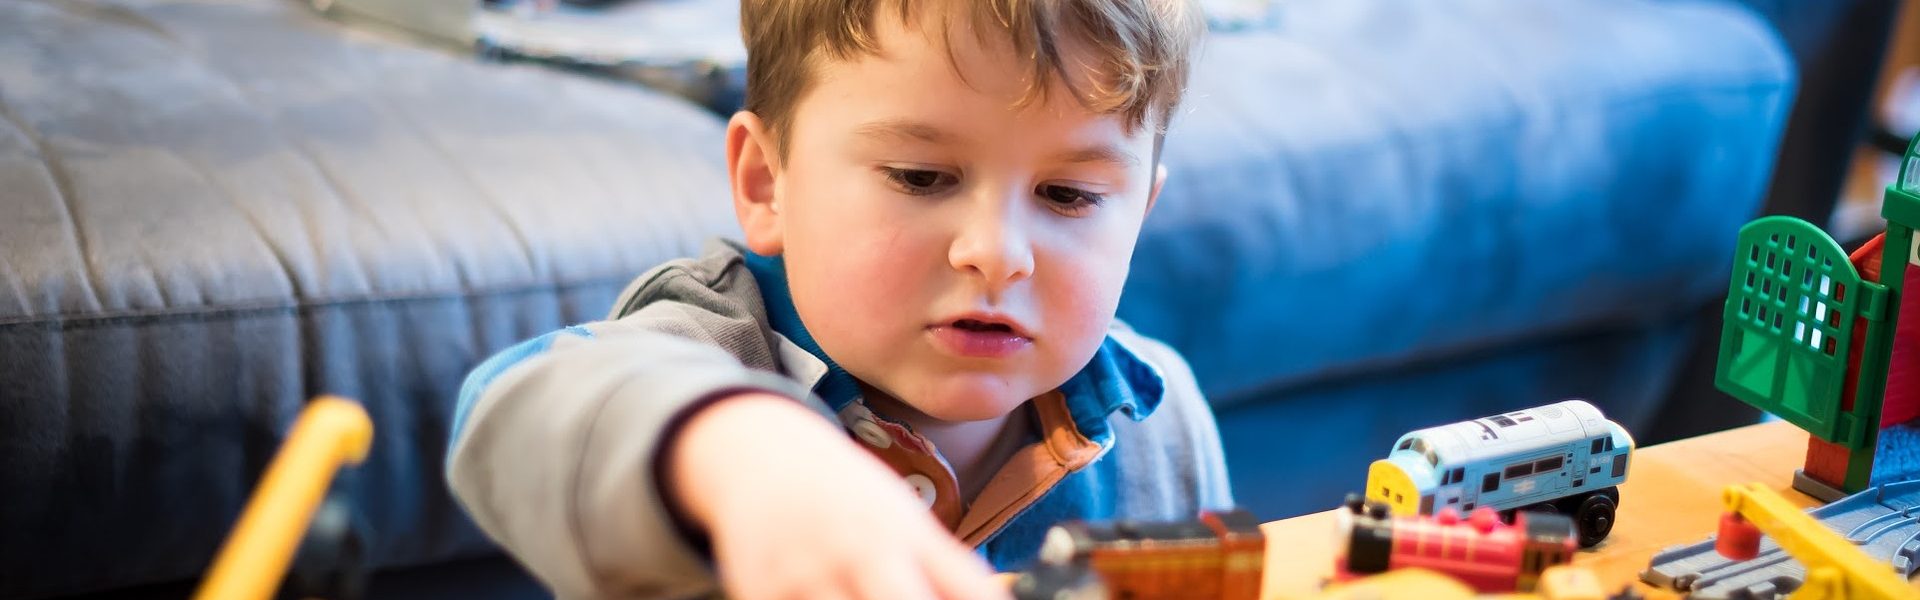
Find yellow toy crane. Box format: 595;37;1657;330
192;396;374;600
1714;482;1917;600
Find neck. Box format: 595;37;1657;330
859;383;1014;489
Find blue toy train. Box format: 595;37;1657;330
1364;399;1635;547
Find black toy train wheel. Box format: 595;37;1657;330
1571;493;1617;548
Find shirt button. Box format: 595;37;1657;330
852;418;892;449
904;474;938;508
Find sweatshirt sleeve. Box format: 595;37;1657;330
1147;340;1236;511
1109;327;1236;512
445;306;824;599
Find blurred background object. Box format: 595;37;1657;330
308;0;476;46
0;0;1902;598
312;0;749;113
1833;3;1920;244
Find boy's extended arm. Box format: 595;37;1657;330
444;308;822;599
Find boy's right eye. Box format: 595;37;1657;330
879;167;958;196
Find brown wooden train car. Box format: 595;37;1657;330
1031;509;1264;600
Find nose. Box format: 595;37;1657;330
948;194;1034;296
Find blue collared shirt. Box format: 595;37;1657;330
742;251;1173;568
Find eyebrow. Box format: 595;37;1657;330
854;119;959;145
853;118;1140;168
1051;144;1140;169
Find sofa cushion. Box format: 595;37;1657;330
0;0;737;596
1126;0;1795;403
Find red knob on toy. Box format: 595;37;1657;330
1715;512;1762;560
1435;507;1461;525
1469;507;1500;533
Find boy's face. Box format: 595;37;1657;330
729;13;1164;423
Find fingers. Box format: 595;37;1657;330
920;538;1011;600
850;554;940;600
725;565;855;600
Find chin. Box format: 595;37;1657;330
909;375;1036;422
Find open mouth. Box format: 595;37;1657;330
930;316;1032;357
952;318;1016;334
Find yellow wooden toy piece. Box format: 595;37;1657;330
192;396;373;600
1525;565;1608;600
1302;565;1605;600
1310;568;1478;600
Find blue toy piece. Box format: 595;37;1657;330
1364;399;1635;547
1876;424;1920;486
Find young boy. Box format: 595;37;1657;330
446;1;1229;598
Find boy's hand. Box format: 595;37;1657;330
669;393;1012;600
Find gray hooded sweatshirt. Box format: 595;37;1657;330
446;239;1233;599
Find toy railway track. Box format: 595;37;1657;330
1642;480;1920;599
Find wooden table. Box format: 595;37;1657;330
1258;420;1818;599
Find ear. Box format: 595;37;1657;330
727;111;785;255
1145;163;1167;218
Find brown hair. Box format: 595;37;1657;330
740;0;1204;157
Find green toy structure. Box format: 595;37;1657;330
1715;137;1920;501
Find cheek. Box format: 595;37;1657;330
784;213;938;349
1038;241;1133;350
808;243;926;316
783;170;946;302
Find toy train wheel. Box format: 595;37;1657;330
1571;493;1616;547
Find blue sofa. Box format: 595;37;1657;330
0;0;1825;597
1154;0;1796;518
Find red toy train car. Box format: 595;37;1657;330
1028;509;1265;600
1333;496;1578;593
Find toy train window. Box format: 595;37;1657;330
1441;467;1465;485
1490;415;1518;427
1402;438;1441;466
1482;473;1499;493
1611;454;1627;478
1398;439;1413;451
1533;457;1563;473
1505;462;1534;479
1586;437;1617;455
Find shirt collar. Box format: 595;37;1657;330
741;250;1166;436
